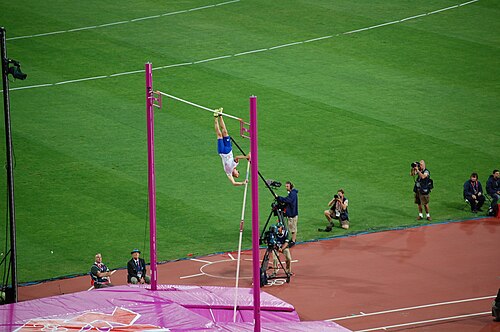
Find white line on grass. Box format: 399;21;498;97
303;35;334;43
3;0;479;92
355;312;490;332
268;41;304;50
193;55;232;64
233;48;268;56
328;295;495;321
54;75;108;85
6;0;241;41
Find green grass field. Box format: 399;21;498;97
0;0;498;283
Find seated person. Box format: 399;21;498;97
321;189;349;231
127;249;151;284
90;253;113;288
486;169;500;216
463;172;485;213
271;222;292;277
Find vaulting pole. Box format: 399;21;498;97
250;96;261;331
145;63;157;290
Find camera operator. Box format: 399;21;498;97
463;172;485;213
270;222;292;277
411;160;432;221
276;181;299;247
321;189;349;231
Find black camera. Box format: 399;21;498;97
7;60;27;80
271;200;286;216
411;161;420;168
263;225;277;247
334;194;339;199
266;179;281;189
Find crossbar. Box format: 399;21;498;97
156;90;242;122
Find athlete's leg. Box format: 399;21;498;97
219;115;229;137
214;116;223;139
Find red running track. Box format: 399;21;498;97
19;217;500;331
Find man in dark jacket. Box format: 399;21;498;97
463;172;485;213
127;249;151;284
276;181;299;247
486;169;500;216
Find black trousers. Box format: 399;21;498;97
465;195;485;211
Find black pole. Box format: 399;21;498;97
0;27;18;303
230;136;277;198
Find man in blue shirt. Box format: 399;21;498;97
276;181;299;246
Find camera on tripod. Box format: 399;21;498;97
262;225;278;247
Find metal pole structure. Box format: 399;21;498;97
250;96;261;331
145;63;157;290
0;27;18;303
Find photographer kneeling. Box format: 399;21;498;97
270;222;292;277
321;189;349;232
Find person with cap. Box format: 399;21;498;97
127;249;151;284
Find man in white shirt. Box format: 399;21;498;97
214;109;249;186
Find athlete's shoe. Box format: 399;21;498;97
214;107;223;117
318;225;333;232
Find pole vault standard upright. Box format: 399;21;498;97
145;63;158;291
249;96;261;331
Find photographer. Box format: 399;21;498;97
270;222;292;277
276;181;299;246
411;160;432;221
321;189;349;231
463;172;485;213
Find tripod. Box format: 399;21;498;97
260;244;291;286
259;201;287;245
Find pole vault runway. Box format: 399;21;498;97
19;217;499;331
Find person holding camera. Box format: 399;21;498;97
276;181;299;247
486;169;500;216
463;172;485;213
214;109;250;186
321;189;349;231
270;222;292;277
411;160;432;221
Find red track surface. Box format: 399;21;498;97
19;217;500;331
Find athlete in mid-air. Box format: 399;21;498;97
214;108;250;186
